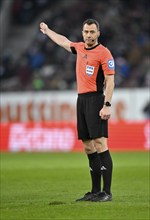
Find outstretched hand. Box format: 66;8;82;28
40;22;48;34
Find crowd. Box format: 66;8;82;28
1;0;150;91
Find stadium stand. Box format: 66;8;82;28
0;0;150;91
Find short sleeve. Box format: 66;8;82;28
70;42;78;54
101;48;115;75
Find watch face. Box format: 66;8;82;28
105;102;111;106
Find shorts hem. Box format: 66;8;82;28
78;135;108;141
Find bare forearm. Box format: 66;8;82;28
99;75;114;119
40;22;71;52
104;75;115;103
45;29;69;48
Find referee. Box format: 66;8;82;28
40;18;115;202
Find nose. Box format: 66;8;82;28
87;32;91;37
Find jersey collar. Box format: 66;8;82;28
84;43;100;50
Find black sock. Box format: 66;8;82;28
87;152;101;193
99;150;113;195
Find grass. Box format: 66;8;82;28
0;152;149;220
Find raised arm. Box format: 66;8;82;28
40;22;72;52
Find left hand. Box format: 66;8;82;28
99;106;111;120
40;22;48;34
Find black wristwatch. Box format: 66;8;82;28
104;101;111;107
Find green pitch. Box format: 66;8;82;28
0;152;149;220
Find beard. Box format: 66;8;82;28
87;42;94;47
85;39;96;47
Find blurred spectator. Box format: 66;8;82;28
32;73;45;90
16;57;32;87
12;0;51;25
26;46;46;70
0;50;16;80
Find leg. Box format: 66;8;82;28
76;140;102;201
83;139;96;154
94;137;108;153
94;137;113;195
83;140;101;194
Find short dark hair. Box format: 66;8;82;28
83;19;100;30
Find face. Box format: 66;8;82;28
82;23;100;48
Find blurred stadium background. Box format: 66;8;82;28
0;0;150;152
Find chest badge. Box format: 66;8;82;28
86;65;95;76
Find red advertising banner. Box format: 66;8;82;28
0;121;149;152
108;121;150;151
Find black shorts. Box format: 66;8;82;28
77;92;108;140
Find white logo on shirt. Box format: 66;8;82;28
108;60;115;69
86;65;95;76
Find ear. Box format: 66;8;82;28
98;31;100;37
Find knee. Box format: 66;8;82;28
94;138;108;152
82;140;95;154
